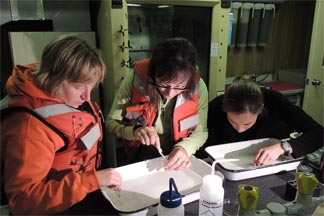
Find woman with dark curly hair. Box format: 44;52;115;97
107;37;208;170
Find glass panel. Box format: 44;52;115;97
128;4;212;84
10;0;45;21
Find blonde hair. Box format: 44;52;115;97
33;35;106;95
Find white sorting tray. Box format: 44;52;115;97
205;138;303;181
101;156;212;216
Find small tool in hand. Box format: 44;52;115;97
157;147;166;160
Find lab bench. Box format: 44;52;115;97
260;81;304;107
184;170;323;216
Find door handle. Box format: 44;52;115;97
312;79;322;86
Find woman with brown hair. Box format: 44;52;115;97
106;37;208;170
200;76;323;166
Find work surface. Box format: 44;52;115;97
184;170;324;216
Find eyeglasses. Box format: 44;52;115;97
149;81;190;91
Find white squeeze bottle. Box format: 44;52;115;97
157;177;184;216
199;160;225;216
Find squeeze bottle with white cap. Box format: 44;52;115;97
199;160;224;216
158;177;184;216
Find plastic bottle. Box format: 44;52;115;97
199;160;225;216
157;178;184;216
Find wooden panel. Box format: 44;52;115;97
226;1;315;78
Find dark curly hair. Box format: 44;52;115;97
147;37;198;106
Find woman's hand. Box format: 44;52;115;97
96;168;122;190
253;143;284;166
134;126;161;149
164;146;191;171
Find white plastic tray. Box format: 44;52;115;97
101;156;212;216
205;138;303;181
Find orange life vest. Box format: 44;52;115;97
124;59;201;151
1;95;103;181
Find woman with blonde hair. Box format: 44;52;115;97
1;35;122;215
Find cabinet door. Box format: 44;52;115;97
303;0;324;126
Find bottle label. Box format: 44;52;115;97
199;199;223;216
200;199;223;208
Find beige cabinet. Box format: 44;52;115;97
303;0;324;126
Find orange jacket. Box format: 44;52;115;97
1;64;102;214
124;59;200;151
